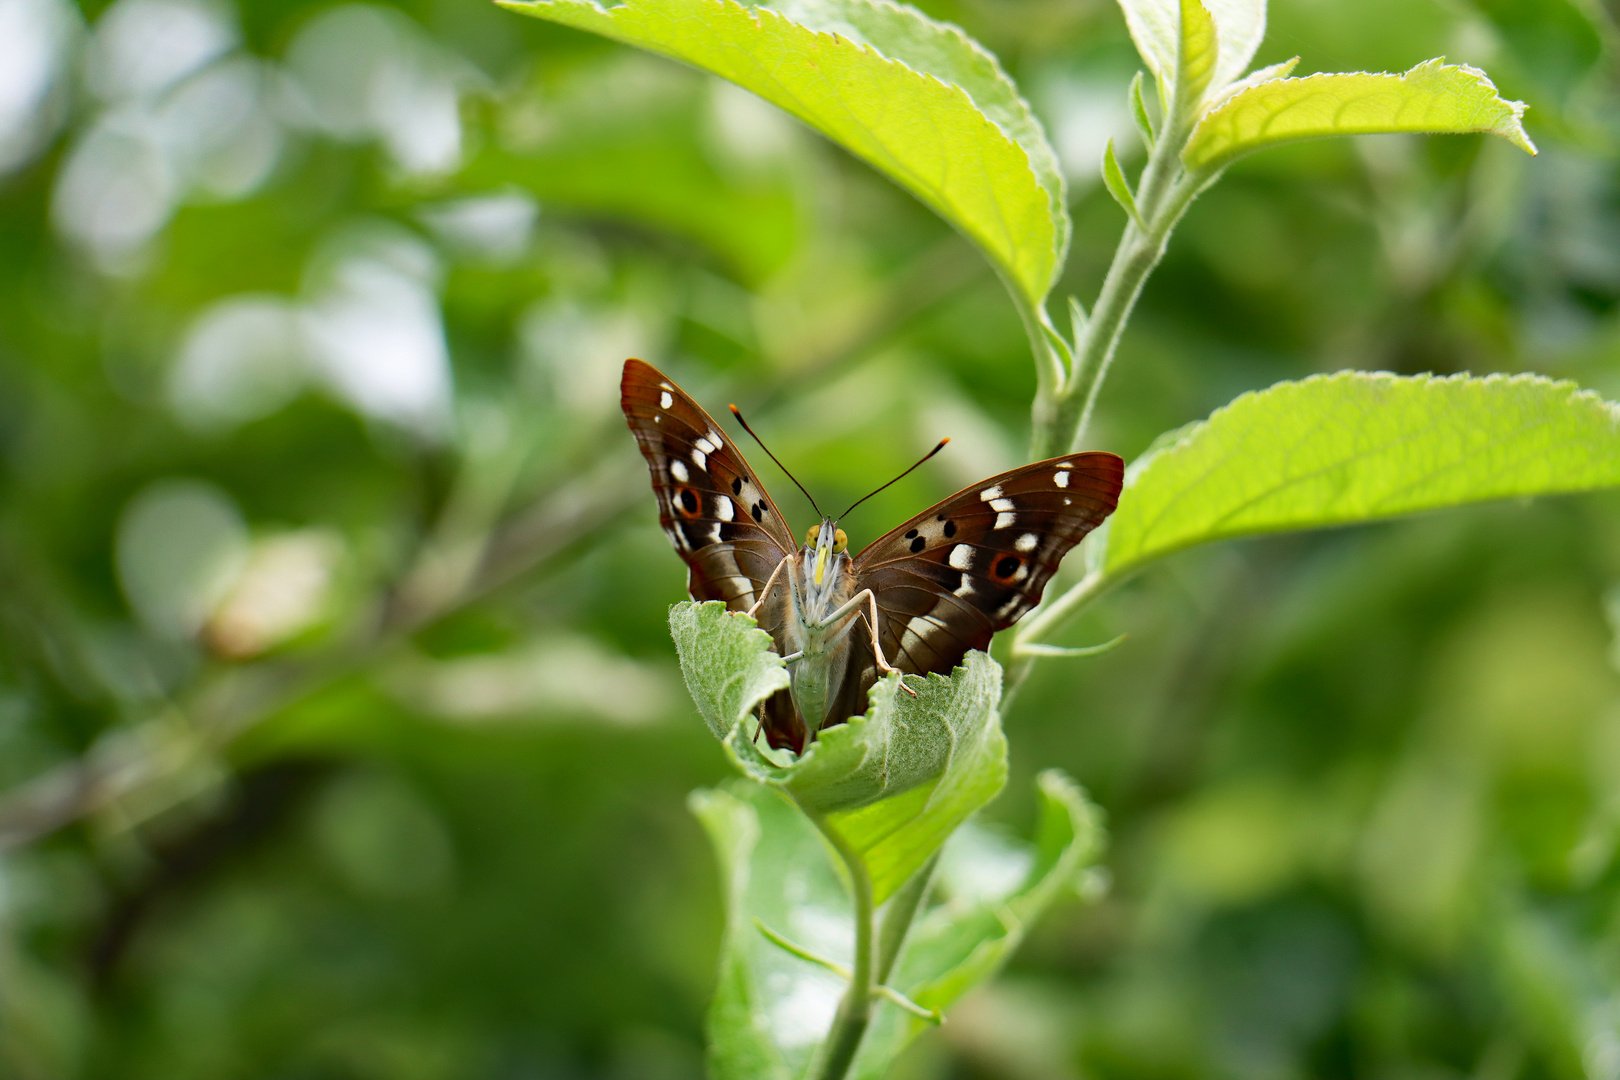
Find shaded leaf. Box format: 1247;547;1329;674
853;771;1104;1076
693;770;1103;1080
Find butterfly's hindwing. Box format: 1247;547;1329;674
852;453;1124;680
620;360;796;610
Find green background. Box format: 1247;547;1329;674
2;0;1619;1075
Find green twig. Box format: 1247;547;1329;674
1013;633;1127;659
806;815;877;1080
755;918;851;979
1024;52;1218;460
755;913;943;1027
875;851;939;985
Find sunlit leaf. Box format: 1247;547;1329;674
1174;0;1218;117
769;0;1067;269
692;769;1102;1080
1115;0;1264;100
1183;59;1537;172
1102;372;1620;581
498;0;1065;306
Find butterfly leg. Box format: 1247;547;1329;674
854;589;918;698
744;558;789;620
815;590;918;698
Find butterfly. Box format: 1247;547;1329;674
621;359;1124;754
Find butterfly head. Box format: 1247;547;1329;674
804;520;849;587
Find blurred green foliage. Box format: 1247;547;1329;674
0;0;1617;1075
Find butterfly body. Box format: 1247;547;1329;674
621;359;1125;754
767;535;857;731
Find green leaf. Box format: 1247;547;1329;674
1183;59;1538;173
693;770;1104;1080
669;600;1008;902
1101;372;1620;583
691;782;832;1080
1129;70;1155;143
1174;0;1219;115
850;771;1104;1077
498;0;1066;308
768;0;1067;270
668;599;789;743
1116;0;1263;101
1100;138;1142;227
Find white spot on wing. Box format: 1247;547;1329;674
949;544;974;571
954;574;974;597
905;615;940;640
995;512;1016;530
1055;460;1073;469
995;595;1023;620
670;460;689;483
707;428;725;448
694;437;716;454
692;449;707;470
1054;471;1069;488
990;498;1014;512
715;497;735;521
659;391;673;409
704;522;723;545
979;485;1002;501
1016;533;1038;552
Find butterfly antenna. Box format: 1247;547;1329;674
728;404;825;519
837;438;950;520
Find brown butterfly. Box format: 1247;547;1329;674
621;359;1124;753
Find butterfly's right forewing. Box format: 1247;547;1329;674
622;360;810;751
620;359;798;610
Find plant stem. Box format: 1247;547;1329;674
875;851;939;985
1026;79;1213;459
808;816;877;1080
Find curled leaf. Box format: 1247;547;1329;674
669;600;1008;901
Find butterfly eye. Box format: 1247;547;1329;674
833;528;848;553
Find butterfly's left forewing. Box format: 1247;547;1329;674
620;360;797;609
851;452;1124;680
